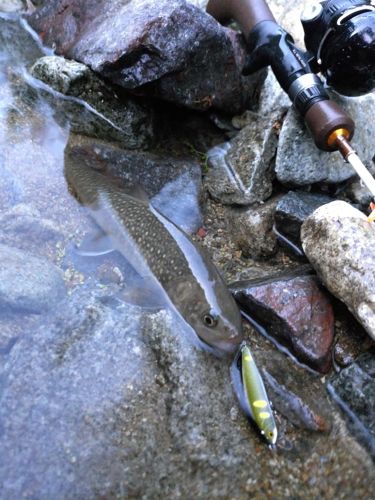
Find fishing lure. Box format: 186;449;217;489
231;342;277;445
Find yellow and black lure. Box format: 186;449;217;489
231;342;277;445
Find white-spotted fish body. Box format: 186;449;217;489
64;155;243;354
231;343;277;445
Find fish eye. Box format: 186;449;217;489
202;313;218;328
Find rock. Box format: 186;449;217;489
226;197;279;259
0;244;65;313
301;201;375;341
274;191;334;253
0;0;23;12
262;370;330;432
65;134;204;233
30;56;154;149
345;176;375;209
232;70;290;130
27;0;265;114
0;204;63;252
328;351;375;458
230;273;335;372
276;93;375;186
1;282;375;497
254;349;332;432
205;117;278;205
332;300;374;369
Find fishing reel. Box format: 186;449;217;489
301;0;375;96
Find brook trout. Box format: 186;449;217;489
64;147;243;354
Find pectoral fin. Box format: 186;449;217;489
118;277;170;310
75;229;115;257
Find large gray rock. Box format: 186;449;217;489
30;56;154;149
1;284;375;498
301;201;375;341
276;93;375;186
27;0;265;114
0;244;65;313
205;117;278;205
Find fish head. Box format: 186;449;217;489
171;276;243;355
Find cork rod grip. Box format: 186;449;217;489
304;100;355;151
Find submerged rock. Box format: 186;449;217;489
27;0;265;114
0;243;65;313
231;274;335;372
0;204;63;253
301;201;375;341
328;351;375;458
205;117;277;205
65;134;204;233
0;0;23;12
276;93;375;186
30;56;154;149
1;282;374;498
227;197;279;259
274;191;334;253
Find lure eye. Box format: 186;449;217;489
203;313;218;328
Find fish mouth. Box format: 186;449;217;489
197;334;242;357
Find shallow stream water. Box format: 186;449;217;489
0;10;375;499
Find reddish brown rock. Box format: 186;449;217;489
230;274;335;373
27;0;265;113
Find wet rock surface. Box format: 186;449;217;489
27;0;265;114
276;93;375;186
1;284;375;498
302;201;375;341
205;117;278;205
328;351;375;458
30;56;154;149
256;350;332;433
275;191;334;252
0;243;65;313
231;273;335;372
65;134;204;233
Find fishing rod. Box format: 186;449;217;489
206;0;375;200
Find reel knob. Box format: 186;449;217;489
302;0;375;96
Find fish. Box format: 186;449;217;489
64;148;243;354
231;342;277;445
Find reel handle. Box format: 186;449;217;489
207;0;355;152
